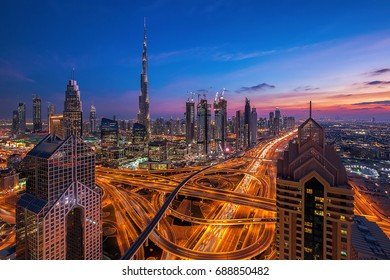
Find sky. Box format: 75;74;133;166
1;0;390;121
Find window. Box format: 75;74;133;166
341;251;347;257
341;229;347;235
304;227;312;234
304;247;312;253
304;222;313;227
314;210;324;216
340;215;345;221
306;188;313;194
315;196;324;202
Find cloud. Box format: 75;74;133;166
365;80;390;85
293;85;320;92
368;68;390;76
0;67;35;83
213;50;276;62
352;100;390;106
235;83;275;94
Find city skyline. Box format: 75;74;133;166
1;0;390;121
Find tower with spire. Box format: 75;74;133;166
137;18;151;141
63;69;83;138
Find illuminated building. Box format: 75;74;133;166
214;91;227;154
185;96;195;145
244;97;251;148
132;123;147;146
276;102;354;260
250;107;257;146
17;102;26;136
0;168;19;195
235;110;244;150
33;95;42;133
7;154;22;170
12;110;18;137
63;71;83;138
138;19;150;141
148;141;168;162
197;97;211;156
274;107;281;136
49;114;64;139
47;103;56;121
90;105;97;134
269;111;274;135
16;134;102;260
287;116;295;130
101;118;118;147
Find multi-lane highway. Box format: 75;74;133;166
97;131;296;259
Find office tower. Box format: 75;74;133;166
132;123;147;145
90;105;97;135
244;98;251;147
32;95;42;133
16;134;102;259
17;102;26;135
214;91;227;153
235;110;244;150
138;19;150;141
269;111;274;135
101;118;119;147
12;110;18;137
276;102;354;260
49;114;64;139
250;107;257;145
148;141;168;162
185;96;195;145
63;71;83;138
197;96;211;156
275;107;281;135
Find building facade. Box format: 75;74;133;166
16;134;102;260
214;92;227;154
101;117;119;148
33;95;42;133
185;97;195;145
276;106;354;260
197;97;211;156
90;105;97;135
63;74;83;138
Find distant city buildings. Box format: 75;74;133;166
32;95;42;133
16;134;102;259
101;117;119;148
276;103;354;260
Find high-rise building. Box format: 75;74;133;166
63;71;83;138
214;91;227;154
49;114;64;139
17;102;26;135
48;103;56;120
250;107;257;146
269;111;274;134
138;19;150;141
185;96;195;145
197;97;211;156
274;107;281;135
235;110;244;151
101;118;119;147
32;95;42;133
12;110;18;137
16;134;102;259
276;102;354;260
287;116;295;130
90;105;97;135
244;98;251;147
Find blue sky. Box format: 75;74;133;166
1;0;390;120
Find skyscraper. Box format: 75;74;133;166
197;96;211;156
214;91;227;154
33;95;42;133
274;107;281;135
16;134;102;259
63;71;83;138
185;96;195;145
244;98;251;148
235;110;244;151
250;106;257;146
90;105;97;135
48;103;56;121
101;117;119;147
276;102;354;260
12;109;18;138
17;102;26;135
138;19;150;141
49;114;64;139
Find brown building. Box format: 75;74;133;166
276;104;354;260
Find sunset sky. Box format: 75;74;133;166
1;0;390;120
